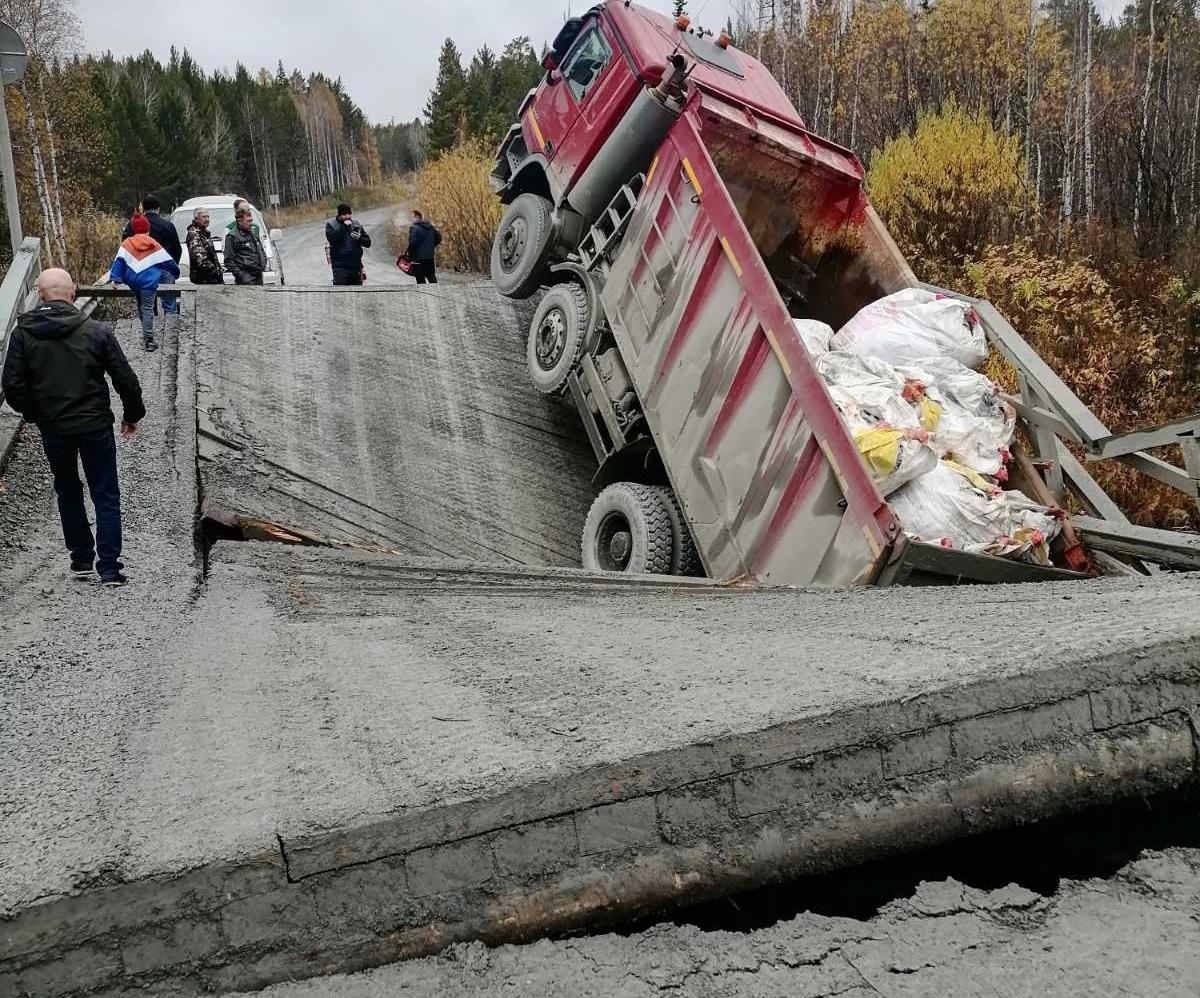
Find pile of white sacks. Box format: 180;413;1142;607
799;288;1061;564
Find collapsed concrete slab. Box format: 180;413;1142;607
3;537;1198;996
194;286;598;566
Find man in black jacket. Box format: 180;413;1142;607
122;195;182;314
325;203;371;285
405;209;441;284
1;268;145;587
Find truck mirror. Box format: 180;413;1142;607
542;52;558;73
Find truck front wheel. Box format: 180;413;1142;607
581;483;675;576
527;282;588;394
491;193;554;299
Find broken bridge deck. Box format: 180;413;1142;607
1;286;1199;997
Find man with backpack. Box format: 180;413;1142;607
404;209;441;284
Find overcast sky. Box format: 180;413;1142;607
78;0;1131;126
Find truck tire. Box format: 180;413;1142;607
491;193;554;299
656;486;703;576
527;282;588;394
582;483;674;576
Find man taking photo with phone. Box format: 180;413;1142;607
325;203;372;286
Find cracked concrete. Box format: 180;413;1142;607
194;283;597;565
228;848;1200;997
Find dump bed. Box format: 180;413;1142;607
599;93;1084;586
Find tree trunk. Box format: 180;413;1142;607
1134;0;1156;239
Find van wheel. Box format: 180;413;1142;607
581;483;674;576
492;193;554;299
656;486;703;576
527;282;588;394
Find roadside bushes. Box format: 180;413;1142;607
407;143;501;273
867;103;1023;283
62;212;125;281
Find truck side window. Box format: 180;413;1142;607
562;27;612;103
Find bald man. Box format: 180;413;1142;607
2;268;145;587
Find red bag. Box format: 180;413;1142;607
396;254;414;275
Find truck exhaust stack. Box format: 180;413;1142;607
567;54;688;222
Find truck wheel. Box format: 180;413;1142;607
492;193;554;299
527;282;588;394
582;483;674;576
656;486;703;576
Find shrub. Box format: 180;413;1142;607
412;143;501;273
867;102;1024;283
62;212;125;282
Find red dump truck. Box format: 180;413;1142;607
488;1;1200;586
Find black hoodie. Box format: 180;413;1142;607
1;300;145;435
406;218;441;262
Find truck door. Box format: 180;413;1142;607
528;17;621;194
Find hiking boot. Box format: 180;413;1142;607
70;560;93;579
143;338;158;352
100;573;128;588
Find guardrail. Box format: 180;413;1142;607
0;235;42;408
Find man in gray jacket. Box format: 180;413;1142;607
224;208;267;285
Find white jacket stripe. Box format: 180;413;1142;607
117;244;174;274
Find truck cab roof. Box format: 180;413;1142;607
597;2;804;128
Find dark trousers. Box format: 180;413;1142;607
332;269;363;286
39;426;123;578
413;260;437;284
233;270;263;285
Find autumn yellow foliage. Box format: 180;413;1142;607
867;103;1024;282
408;144;502;273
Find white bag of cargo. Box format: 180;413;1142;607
792;318;835;357
890;460;1062;562
897;356;1015;478
831;288;988;369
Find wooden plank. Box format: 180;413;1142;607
76;285;184;298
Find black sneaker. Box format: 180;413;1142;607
100;573;128;588
70;561;93;579
143;338;158;352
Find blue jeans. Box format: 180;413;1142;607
39;426;123;579
160;272;179;314
134;286;158;339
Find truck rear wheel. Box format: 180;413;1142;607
527;282;588;394
491;193;554;299
581;483;674;576
656;486;703;576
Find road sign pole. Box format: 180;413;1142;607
0;86;21;257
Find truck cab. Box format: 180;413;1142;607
489;1;800;299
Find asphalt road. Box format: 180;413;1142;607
275;204;458;287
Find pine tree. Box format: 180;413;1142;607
425;39;467;155
673;0;688;18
